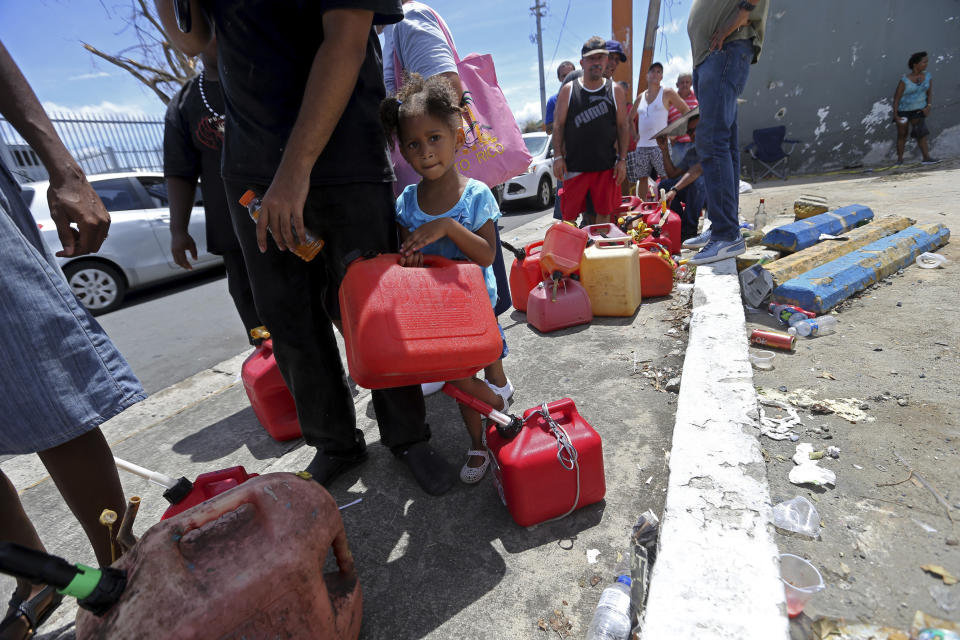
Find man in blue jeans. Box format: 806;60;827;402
684;0;768;265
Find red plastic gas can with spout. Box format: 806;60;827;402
508;240;544;313
161;466;258;520
540;222;587;278
339;253;502;389
485;398;605;527
75;473;363;640
241;335;302;442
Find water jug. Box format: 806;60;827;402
486;398;605;527
241;337;302;442
540;222;587;279
583;223;627;240
580;238;643;317
339;253;502;389
507;240;544;313
526;277;592;333
75;473;362;640
636;242;675;298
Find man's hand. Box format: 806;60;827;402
400;218;450;256
655;135;669;150
614;159;627;185
923;105;931;116
257;161;311;252
47;169;110;257
171;230;198;270
553;157;565;181
710;8;750;52
664;188;677;206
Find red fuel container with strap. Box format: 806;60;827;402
508;240;544;313
526;277;592;333
339;253;502;389
485;398;605;527
76;473;362;640
241;334;302;442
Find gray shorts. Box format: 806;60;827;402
0;162;144;454
626;146;666;184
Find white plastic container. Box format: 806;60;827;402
788;315;837;337
749;350;775;370
585;575;632;640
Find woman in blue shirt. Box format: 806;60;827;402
892;51;939;165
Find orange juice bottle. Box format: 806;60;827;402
238;190;324;261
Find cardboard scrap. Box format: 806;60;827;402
921;564;958;585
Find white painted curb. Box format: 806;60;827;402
641;260;789;638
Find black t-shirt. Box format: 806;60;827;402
207;0;404;187
564;79;618;173
163;74;238;254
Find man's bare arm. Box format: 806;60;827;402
552;84;571;180
664;88;691;114
255;9;373;252
613;83;629;185
0;41;109;256
154;0;213;57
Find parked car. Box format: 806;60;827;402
22;172;223;315
500;132;555;209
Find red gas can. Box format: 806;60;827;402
540;222;587;278
526;277;592;333
508;240;544;313
76;473;362;640
339;253;502;389
161;466;258;520
485;398;605;527
636;242;675;298
583;223;627;240
241;338;302;442
641;208;682;255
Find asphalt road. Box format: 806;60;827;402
97;200;554;395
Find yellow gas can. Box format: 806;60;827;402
580;238;642;316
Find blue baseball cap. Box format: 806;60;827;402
605;40;627;62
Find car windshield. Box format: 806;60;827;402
524;136;548;157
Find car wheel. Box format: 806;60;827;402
535;175;554;209
491;183;504;206
63;261;127;315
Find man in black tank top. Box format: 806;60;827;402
552;36;630;225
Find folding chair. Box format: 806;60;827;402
745;126;800;181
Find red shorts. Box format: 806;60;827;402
560;169;620;221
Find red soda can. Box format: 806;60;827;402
750;329;796;351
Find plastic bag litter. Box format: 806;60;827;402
917;252;949;269
772;496;821;538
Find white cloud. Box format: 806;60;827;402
42;100;156;118
68;71;111;81
513;100;542;124
659;18;683;35
660;54;694;89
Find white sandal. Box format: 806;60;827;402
459;449;490;484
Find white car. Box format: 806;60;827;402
22;172;223;315
501;132;556;209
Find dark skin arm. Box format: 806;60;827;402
0;41;109;256
166;175;199;269
656;136;702;204
892;80;905;121
924;79;933;116
551;83;572;181
613;83;629;184
154;0;213;57
399;219;496;268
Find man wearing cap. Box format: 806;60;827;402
552;36;630;226
561;39;626;87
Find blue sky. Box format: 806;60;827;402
1;0;694;122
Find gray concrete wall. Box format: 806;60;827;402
738;0;960;174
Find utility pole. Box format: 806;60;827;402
531;0;547;122
612;0;633;100
637;0;661;96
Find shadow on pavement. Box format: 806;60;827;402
171;406;301;463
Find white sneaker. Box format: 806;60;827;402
484;378;514;411
421;381;445;396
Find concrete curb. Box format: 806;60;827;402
641;259;789;638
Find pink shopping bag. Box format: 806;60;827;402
390;7;531;194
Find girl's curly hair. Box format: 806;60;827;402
380;72;463;147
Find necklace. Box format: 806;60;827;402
198;71;225;133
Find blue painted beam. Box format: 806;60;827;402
771;223;950;313
762;204;874;253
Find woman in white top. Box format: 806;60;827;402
627;62;691;186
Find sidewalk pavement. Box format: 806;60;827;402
6;162;955;638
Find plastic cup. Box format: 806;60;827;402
750;350;775;370
779;553;824;617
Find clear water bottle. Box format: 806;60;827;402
754;198;767;232
585;575;632;640
788;315;837;337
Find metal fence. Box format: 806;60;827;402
0;110;164;183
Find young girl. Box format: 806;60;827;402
381;73;513;484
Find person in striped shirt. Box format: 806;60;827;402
667;72;699;164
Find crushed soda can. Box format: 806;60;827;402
750;329;796;351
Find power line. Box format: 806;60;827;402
548;0;572;69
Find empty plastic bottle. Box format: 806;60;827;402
585;575;632;640
768;303;814;326
754;198;767;232
788;315;837;337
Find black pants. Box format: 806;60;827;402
220;248;262;342
224;179;429;455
